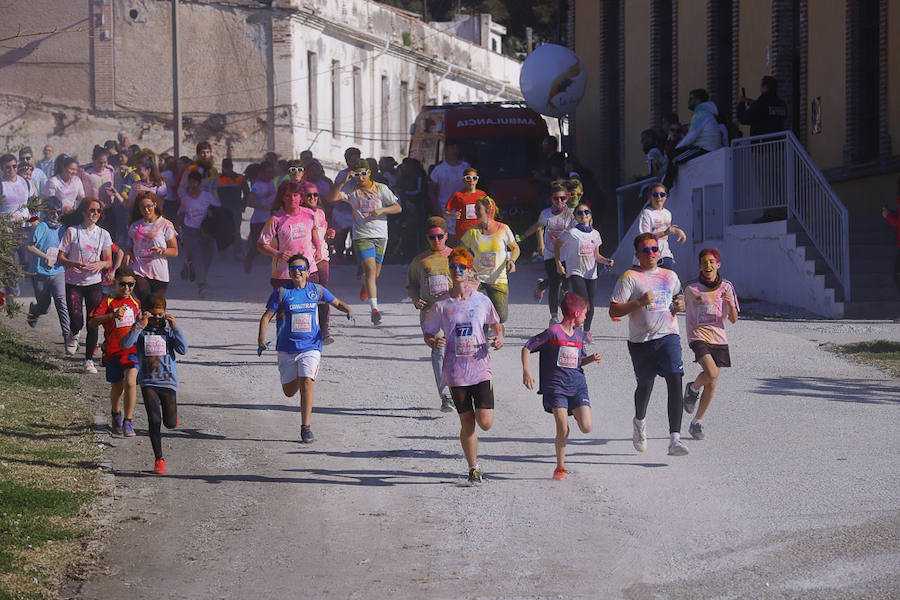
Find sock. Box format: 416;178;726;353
369;297;378;311
634;417;645;428
690;382;700;394
471;463;480;471
301;424;310;430
692;417;701;426
670;432;681;443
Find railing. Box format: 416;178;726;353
616;176;657;244
731;131;851;301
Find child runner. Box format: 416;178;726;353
521;292;601;481
609;233;689;456
24;196;71;344
127;190;178;306
522;184;573;325
422;247;504;483
120;294;187;474
554;201;613;344
257;254;354;443
635;182;686;271
177;170;220;298
406;216;453;412
88;266;141;436
682;248;739;440
444;167;486;243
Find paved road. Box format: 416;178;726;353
21;254;897;599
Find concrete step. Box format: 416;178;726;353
843;300;900;319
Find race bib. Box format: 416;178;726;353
647;290;671;313
479;252;497;270
291;312;313;333
144;334;166;357
116;306;135;328
465;203;476;220
579;242;594;257
427;274;449;296
454;322;476;357
557;345;580;369
698;302;719;325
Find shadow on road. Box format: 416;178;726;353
754;377;899;404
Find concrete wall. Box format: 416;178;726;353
806;1;846;170
572;1;602;169
676;0;707;117
737;0;772;114
623;0;651;181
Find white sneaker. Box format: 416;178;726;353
64;336;78;356
82;359;98;374
632;418;646;452
667;438;689;456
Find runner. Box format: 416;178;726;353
257;180;322;289
120;294;188;474
609;232;689;456
257;254;355;443
243;162;278;273
406;216;453;412
326;159;402;325
127;191;178;305
41;156;85;214
636;182;686;271
24;196;71;344
444;167;485;243
682;248;739;440
177;170;220;298
554;201;613;344
87;266;141;437
57;198;113;370
522;184;573;324
300;180;334;344
422;247;503;483
522;292;601;481
459;196;519;327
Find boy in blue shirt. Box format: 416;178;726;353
25;196;71;344
257;254;354;443
522;292;602;481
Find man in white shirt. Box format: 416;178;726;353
428;140;470;241
19;147;47;192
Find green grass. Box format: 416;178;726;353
830;340;900;377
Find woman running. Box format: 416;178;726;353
523;183;573;325
422;247;504;483
127;190;178;305
120;294;188;474
57;198;113;371
41;156;85;214
300;180;334;343
257;180;322;289
459;196;519;326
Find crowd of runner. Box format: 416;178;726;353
0;135;739;481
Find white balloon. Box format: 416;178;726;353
519;44;587;118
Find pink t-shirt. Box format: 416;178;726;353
610;267;682;343
685;279;739;345
60;224;112;286
312;207;329;263
128;217;177;282
41;175;84;213
422;290;499;387
178;189;220;229
78;165;116;205
258;209;321;279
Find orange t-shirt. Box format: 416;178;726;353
446;190;486;238
90;295;141;360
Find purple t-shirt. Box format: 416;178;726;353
422;290;499;387
524;324;587;395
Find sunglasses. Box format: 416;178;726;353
639;246;660;254
289;166;305;173
140;204;156;210
427;234;445;241
304;192;319;198
87;208;102;214
463;175;479;182
351;171;369;178
650;191;668;199
575;209;591;216
448;263;467;273
118;281;136;288
288;264;309;272
22;156;32;161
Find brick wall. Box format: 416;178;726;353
90;0;115;111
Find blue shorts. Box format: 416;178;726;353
353;238;386;264
542;388;591;415
627;333;684;382
105;352;139;383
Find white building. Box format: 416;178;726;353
429;13;507;55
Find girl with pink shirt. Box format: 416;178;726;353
127;191;178;305
300;180;335;343
257;180;322;289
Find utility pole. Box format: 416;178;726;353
172;0;182;157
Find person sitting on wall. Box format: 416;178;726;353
663;89;722;189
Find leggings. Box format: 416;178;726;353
634;373;684;434
134;275;168;307
540;259;565;316
567;275;596;332
66;282;103;360
478;282;509;323
141;386;178;460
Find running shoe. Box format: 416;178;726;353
111;412;123;435
27;303;38;328
583;331;593;345
300;425;315;443
152;459;166;474
359;284;368;302
83;359;98;374
123;420;136;437
689;421;704;440
683;382;700;414
552;467;571;481
667;438;689;456
370;309;382;326
533;279;546;303
467;466;483;483
440;395;454;413
632;418;646;453
64;335;78;356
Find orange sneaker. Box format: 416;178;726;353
359;284;368;302
152;459;166;474
552;467;570;481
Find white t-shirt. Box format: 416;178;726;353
610;267;682;343
429;160;470;234
41;175;85;214
59;224;113;286
338;182;398;240
249;180;277;224
636;207;673;261
178;190;220;229
558;227;602;279
0;176;31;222
537;207;573;260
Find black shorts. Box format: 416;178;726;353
689;340;732;368
450;380;495;413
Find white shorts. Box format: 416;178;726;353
277;350;321;384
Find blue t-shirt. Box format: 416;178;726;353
524;324;587;395
29;221;66;276
266;283;335;353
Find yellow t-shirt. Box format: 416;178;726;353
460;223;516;287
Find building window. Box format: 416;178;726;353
331;60;340;136
381;75;390;149
308;52;317;131
353;66;362;142
400;81;409;139
417;82;427;111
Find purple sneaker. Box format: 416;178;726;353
123;419;136;437
111;413;123;435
